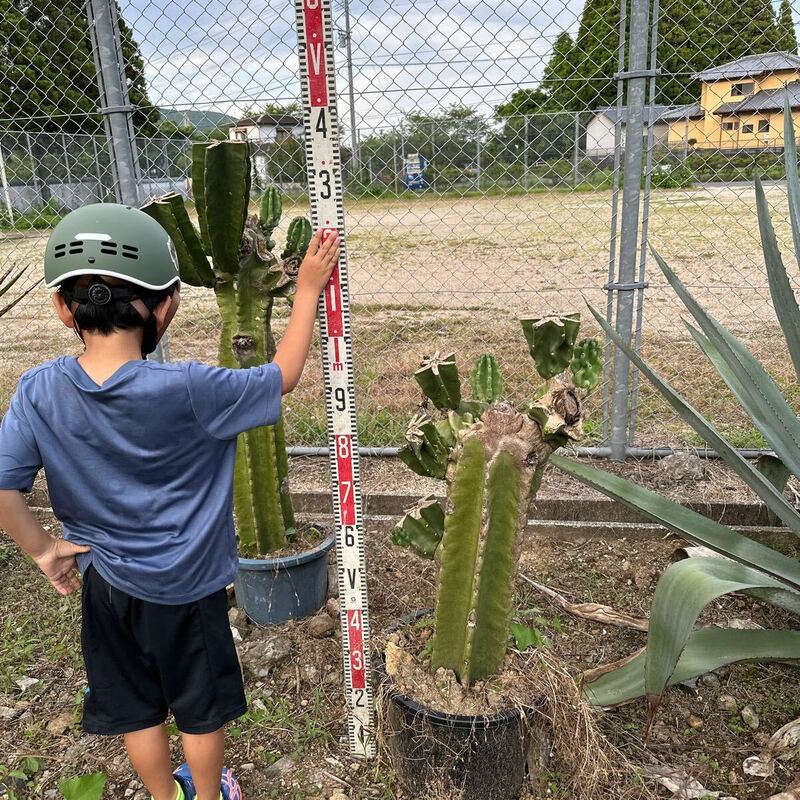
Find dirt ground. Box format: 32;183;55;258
0;184;797;448
2;458;800;800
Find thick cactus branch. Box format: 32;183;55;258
415;351;461;410
470;354;504;403
521;314;581;379
393;495;445;559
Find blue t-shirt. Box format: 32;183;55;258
0;356;282;604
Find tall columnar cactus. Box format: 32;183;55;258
142;141;312;556
394;330;594;686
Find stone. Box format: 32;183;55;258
687;714;704;730
327;564;339;598
124;789;134;798
46;711;73;735
307;613;336;639
741;705;760;730
302;665;320;685
45;790;58;800
700;672;720;688
265;755;294;778
239;634;292;678
230;626;243;643
718;694;739;714
326;598;340;618
228;606;248;632
657;453;705;483
240;764;255;772
329;793;350;800
0;706;15;721
15;677;40;692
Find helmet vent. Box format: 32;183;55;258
121;244;139;260
54;243;66;258
68;241;84;255
100;241;118;256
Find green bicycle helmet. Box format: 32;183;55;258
44;203;180;289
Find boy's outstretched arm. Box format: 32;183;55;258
0;489;89;595
273;230;340;394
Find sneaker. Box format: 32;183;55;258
220;768;242;800
173;764;197;800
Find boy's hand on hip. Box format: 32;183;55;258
296;230;339;297
34;538;90;596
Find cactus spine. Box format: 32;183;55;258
142;141;311;556
395;333;594;686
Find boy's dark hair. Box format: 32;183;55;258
59;275;177;335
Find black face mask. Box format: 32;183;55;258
61;278;165;357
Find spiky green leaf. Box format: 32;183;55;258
191;142;211;254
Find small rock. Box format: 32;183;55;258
228;606;248;632
239;634;292;678
265;755;294;778
687;714;704;730
302;665;320;685
728;770;739;784
15;677;40;692
306;613;336;639
327;563;338;598
329;793;350;800
45;790;58;800
754;731;770;747
718;694;738;714
46;711;73;735
700;672;720;688
657;453;705;482
326;598;340;618
741;705;760;730
230;626;243;643
240;763;255;772
125;789;134;798
0;706;15;721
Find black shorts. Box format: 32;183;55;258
80;565;247;735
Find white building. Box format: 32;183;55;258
227;113;304;183
585;104;682;157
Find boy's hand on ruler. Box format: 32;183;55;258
33;538;90;596
297;230;339;296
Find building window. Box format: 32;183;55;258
731;82;754;96
758;119;770;133
234;130;247;141
722;121;739;131
742;123;754;133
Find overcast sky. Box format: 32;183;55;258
120;0;585;131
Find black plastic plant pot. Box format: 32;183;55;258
375;621;536;800
234;532;335;626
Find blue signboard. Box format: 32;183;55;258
403;153;428;190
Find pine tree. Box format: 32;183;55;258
542;32;575;110
0;0;157;135
776;0;798;53
567;0;622;111
705;0;782;65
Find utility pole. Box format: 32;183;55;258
339;0;359;175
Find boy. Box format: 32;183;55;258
0;203;339;800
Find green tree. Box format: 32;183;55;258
494;88;549;117
705;0;781;65
0;0;156;135
776;0;798;53
541;32;575;110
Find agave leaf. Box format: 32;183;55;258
549;454;800;590
684;321;800;481
644;558;797;703
785;97;800;275
585;302;800;534
0;277;42;319
755;172;800;381
757;455;791;527
584;628;800;707
0;265;26;299
654;251;800;479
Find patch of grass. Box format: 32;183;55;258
0;201;67;232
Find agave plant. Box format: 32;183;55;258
142;141;312;556
554;101;800;714
0;266;41;319
393;322;601;686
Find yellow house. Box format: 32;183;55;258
664;51;800;150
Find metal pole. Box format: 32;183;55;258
25;133;42;203
392;126;399;195
683;112;689;160
91;135;104;200
572;111;580;187
523;115;529;191
476;125;482;191
608;0;652;460
602;0;628;443
86;0;141;206
61;134;73;196
342;0;359;173
0;142;14;224
628;0;661;445
430;121;436;192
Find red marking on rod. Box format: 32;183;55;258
304;0;328;106
347;609;366;689
321;227;344;336
336;435;356;525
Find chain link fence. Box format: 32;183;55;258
1;0;798;454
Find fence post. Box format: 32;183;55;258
392;127;399;195
61;134;73;198
86;0;168;363
523;115;529;191
91;135;104;201
476;126;482;191
24;133;43;204
0;142;14;224
86;0;141;206
430;121;436;192
572;111;580;187
608;0;652;460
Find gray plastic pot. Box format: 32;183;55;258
234;532;335;626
